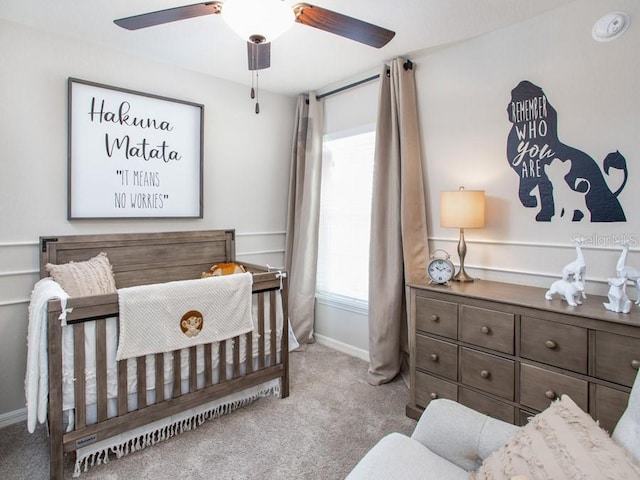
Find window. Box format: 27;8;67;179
316;127;375;312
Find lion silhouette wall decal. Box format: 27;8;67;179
506;80;627;222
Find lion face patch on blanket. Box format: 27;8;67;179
180;310;203;338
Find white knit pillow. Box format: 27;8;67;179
472;395;640;480
45;252;117;297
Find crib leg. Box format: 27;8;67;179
49;436;64;480
281;319;290;399
47;309;65;480
281;275;290;399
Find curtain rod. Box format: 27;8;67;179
314;59;413;101
316;74;380;100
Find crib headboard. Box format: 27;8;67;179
39;230;236;288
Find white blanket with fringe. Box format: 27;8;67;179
25;278;69;433
116;273;254;361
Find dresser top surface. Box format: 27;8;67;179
408;279;640;328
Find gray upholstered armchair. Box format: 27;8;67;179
346;399;518;479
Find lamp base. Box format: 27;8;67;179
454;228;475;282
453;269;475;282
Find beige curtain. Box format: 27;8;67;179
368;59;429;385
285;93;324;344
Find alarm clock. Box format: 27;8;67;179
427;249;455;285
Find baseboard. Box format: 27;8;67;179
0;407;26;428
314;334;369;362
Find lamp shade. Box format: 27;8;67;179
440;188;485;229
222;0;295;42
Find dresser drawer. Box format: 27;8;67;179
415;335;457;381
415;371;457;408
594;331;640;387
520;316;587;374
520;364;588;412
591;384;629;434
459;387;515;424
460;305;514;354
460;348;515;401
415;296;458;339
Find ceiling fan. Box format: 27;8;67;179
114;0;395;113
114;0;396;71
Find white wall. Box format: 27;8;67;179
315;0;640;357
420;0;640;292
0;19;296;419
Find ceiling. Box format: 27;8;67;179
0;0;577;96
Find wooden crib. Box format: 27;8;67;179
39;230;289;479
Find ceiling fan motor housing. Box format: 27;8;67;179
247;36;271;70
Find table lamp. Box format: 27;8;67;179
440;187;485;282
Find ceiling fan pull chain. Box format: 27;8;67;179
255;71;260;114
250;71;256;99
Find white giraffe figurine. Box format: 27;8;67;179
616;241;640;305
562;239;587;292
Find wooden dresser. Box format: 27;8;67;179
407;279;640;432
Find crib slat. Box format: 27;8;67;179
219;341;227;382
204;343;213;386
95;322;108;421
246;331;253;374
270;290;277;367
116;317;128;415
74;323;87;429
233;337;240;378
258;292;265;369
189;346;197;392
95;319;108;422
173;352;181;398
137;356;147;409
155;353;165;404
117;359;127;415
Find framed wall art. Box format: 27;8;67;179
68;78;204;219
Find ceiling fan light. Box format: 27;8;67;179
222;0;295;42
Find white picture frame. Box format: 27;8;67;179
68;78;204;219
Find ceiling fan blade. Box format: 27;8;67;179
114;2;222;30
247;40;271;71
293;3;395;48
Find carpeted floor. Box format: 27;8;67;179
0;343;416;479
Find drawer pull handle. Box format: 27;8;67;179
631;360;640;370
480;370;491;379
545;389;557;400
545;340;557;349
481;326;491;334
430;392;438;400
430;314;439;322
430;353;439;362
